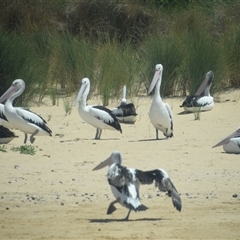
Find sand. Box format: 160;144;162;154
0;90;240;240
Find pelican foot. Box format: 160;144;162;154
107;203;117;215
30;129;39;143
30;137;36;143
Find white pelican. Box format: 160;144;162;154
212;128;240;154
180;71;214;113
148;64;173;139
112;85;137;124
93;151;182;220
0;79;52;144
74;78;122;140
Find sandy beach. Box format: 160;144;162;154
0;90;240;239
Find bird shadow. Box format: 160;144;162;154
129;138;166;142
89;217;166;223
60;138;120;143
177;111;192;115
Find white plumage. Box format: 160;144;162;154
148;64;173;139
74;78;122;140
0;79;52;143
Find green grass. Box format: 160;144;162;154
0;145;7;152
11;145;36;155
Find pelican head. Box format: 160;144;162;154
212;127;240;148
92;151;122;171
74;78;90;106
195;71;214;96
0;79;25;103
148;64;163;94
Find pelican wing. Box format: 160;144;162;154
137;168;182;212
165;103;173;131
17;108;52;135
192;96;213;107
112;103;137;117
0;112;8;121
180;95;196;108
91;106;122;132
0;125;17;138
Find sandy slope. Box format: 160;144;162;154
0;90;239;239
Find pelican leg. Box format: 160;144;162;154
24;133;28;144
125;209;132;221
107;199;119;214
156;129;159;140
98;129;102;139
30;129;39;143
95;129;100;140
165;128;169;140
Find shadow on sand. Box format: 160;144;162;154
129;138;166;142
89;217;166;223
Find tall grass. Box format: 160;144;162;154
222;25;240;88
179;28;226;95
0;27;48;106
140;32;184;96
50;31;95;103
0;1;239;107
95;40;138;106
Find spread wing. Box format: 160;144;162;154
136;168;182;212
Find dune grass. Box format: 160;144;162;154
0;1;239;107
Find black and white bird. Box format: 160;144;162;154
148;64;174;139
212;127;240;154
112;85;137;124
0;79;52;143
74;78;122;140
180;71;214;113
93;151;182;220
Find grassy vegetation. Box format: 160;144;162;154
11;145;36;155
0;0;239;106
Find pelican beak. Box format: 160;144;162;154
212;129;240;148
73;83;87;106
195;71;214;95
148;68;161;94
92;156;113;171
0;84;18;103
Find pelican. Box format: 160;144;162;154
148;64;173;139
112;85;137;124
74;78;122;140
0;79;52;144
180;71;214;113
0;125;18;144
93;151;182;220
212;127;240;154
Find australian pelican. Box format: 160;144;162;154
180;71;214;113
148;64;174;139
212;127;240;154
74;78;122;140
112;85;137;124
0;79;52;143
93;151;182;220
